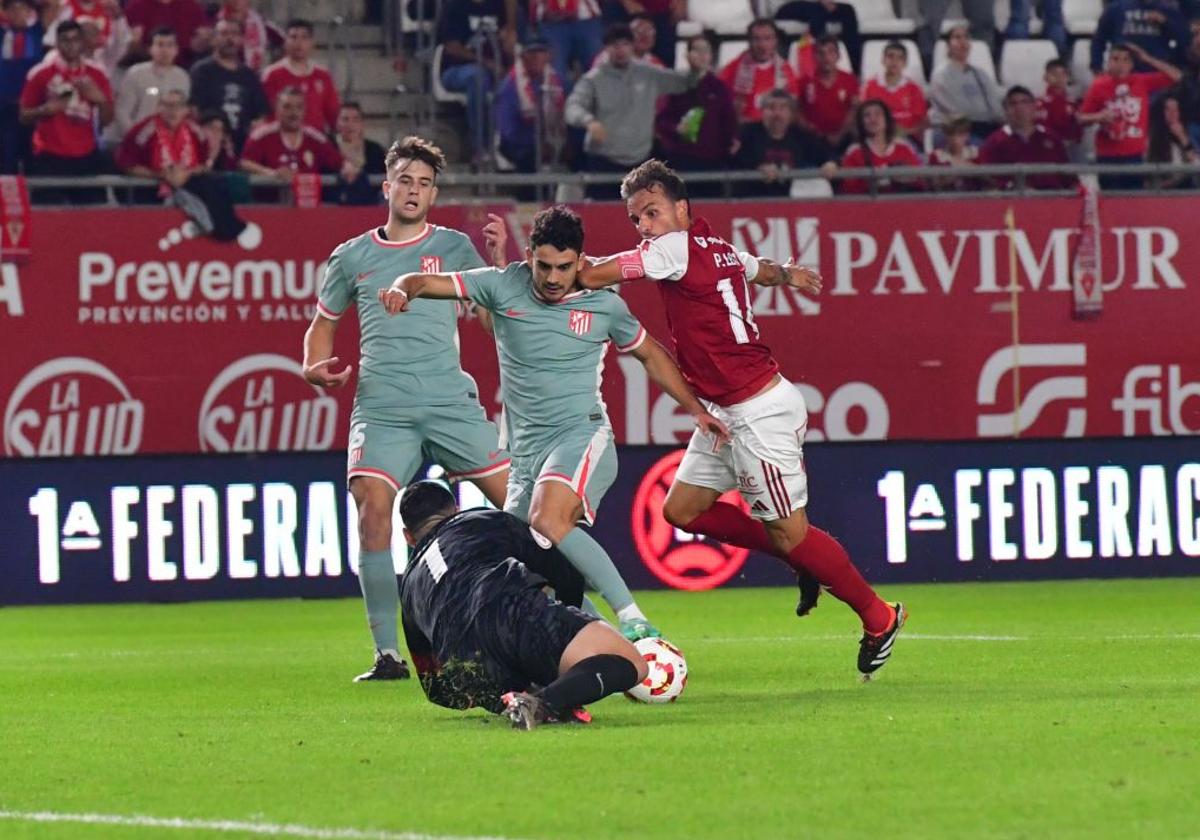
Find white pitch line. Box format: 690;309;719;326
0;810;523;840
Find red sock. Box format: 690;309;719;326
789;527;892;634
681;502;776;555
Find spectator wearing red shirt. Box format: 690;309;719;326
718;19;798;123
261;18;340;134
240;85;343;181
1080;42;1181;189
979;86;1073;190
654;34;737;194
797;35;859;150
19;21;112;180
125;0;211;67
862;41;928;139
836;99;923;194
1036;58;1081;147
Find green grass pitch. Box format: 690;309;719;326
1;579;1198;840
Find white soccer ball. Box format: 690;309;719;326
625;637;688;704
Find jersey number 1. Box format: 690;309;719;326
716;277;760;345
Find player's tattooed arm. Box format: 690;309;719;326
631;338;731;446
378;272;466;314
749;258;823;295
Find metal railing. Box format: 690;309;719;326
15;161;1200;205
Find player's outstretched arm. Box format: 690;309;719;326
378;272;465;315
747;257;824;294
301;314;353;388
577;252;642;290
631;338;731;445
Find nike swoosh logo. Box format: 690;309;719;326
355;271;376;283
505;308;525;317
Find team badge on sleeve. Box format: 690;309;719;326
568;310;593;336
421;255;442;273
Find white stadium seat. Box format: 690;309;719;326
789;178;834;198
675;40;690;71
854;0;917;36
999;39;1058;91
1064;0;1103;35
1071;38;1095;91
932;38;997;81
859;38;925;84
775;20;809;37
689;0;755;35
787;38;852;73
718;39;750;69
430;45;466;105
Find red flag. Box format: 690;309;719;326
1071;183;1102;319
793;34;816;79
292;173;322;209
0;176;32;261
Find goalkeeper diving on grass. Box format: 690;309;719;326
397;480;648;729
379;205;729;641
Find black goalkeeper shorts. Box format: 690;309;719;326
467;585;597;691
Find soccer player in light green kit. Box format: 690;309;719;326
379;205;729;640
302;137;510;682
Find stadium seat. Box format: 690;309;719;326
859;38;926;83
789;177;834;198
1064;0;1103;35
999;39;1058;91
787;39;852;73
688;0;755;35
430;45;466;105
675;19;703;39
775;20;810;37
855;0;917;36
1071;38;1095;91
718;39;749;69
932;38;997;81
675;40;690;71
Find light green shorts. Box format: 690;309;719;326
503;425;617;526
347;400;508;492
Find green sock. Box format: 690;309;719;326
357;549;399;653
557;528;635;614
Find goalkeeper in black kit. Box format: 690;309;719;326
397;481;649;730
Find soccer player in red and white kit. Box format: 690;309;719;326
580;160;905;679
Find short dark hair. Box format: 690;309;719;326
630;12;655;25
385;135;447;176
56;19;82;37
620;158;688;202
340;101;364;115
150;26;177;41
603;23;633;45
1045;57;1068;72
199;109;231;131
761;88;797;110
1004;85;1035;103
747;17;778;38
816;34;840;50
1110;42;1135;58
529;205;584;254
286;18;314;34
686;33;716;53
883;40;908;58
399;481;456;534
277;85;305;102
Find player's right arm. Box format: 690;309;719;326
380;264;514;315
302;245;353;388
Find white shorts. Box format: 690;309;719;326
675;377;809;522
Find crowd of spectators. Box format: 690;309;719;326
0;0;381;204
4;0;1200;201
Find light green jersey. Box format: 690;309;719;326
454;262;647;458
317;224;486;417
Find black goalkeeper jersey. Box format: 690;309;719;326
398;508;583;670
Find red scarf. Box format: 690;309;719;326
153;117;200;172
219;5;268;71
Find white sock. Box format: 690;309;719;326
616;604;646;623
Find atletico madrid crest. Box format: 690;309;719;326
568;309;592;335
421;255;442;273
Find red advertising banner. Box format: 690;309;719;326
2;196;1197;459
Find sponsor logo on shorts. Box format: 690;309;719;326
737;474;763;495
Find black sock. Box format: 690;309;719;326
537;654;639;713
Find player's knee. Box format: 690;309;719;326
528;505;571;544
765;515;807;555
662;496;697;530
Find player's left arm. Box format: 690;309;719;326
629;337;730;445
743;253;824;295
